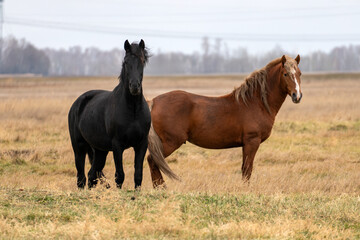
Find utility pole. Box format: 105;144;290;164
0;0;3;40
0;0;3;69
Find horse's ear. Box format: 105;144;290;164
124;40;131;52
295;54;300;65
281;55;286;67
139;39;145;49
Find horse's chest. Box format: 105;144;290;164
124;122;143;137
115;120;148;146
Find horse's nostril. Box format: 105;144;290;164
292;93;296;98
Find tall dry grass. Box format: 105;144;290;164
0;74;359;239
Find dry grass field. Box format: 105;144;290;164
0;73;359;239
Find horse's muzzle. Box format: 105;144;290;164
129;86;141;96
292;92;302;103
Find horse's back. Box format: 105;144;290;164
69;90;110;119
152;90;194;121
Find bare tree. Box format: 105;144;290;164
1;36;360;76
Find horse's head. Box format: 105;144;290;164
123;39;148;95
280;55;302;103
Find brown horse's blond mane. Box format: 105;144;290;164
233;57;282;113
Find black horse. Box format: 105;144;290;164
68;39;151;189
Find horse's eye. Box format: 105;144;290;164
284;73;287;77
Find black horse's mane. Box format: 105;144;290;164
118;43;149;82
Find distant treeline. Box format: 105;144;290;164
1;36;360;76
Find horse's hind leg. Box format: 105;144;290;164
148;140;183;188
69;115;90;189
74;149;87;189
71;135;89;189
88;150;108;189
147;155;165;188
87;148;109;188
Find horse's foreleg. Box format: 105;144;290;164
133;139;148;190
88;150;108;189
113;145;125;189
147;155;165;188
242;137;261;181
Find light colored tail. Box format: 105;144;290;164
148;123;180;181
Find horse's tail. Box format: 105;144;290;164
147;101;180;181
148;124;180;181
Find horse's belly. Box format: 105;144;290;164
189;135;242;149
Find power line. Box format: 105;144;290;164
5;9;360;24
5;4;360;18
4;18;360;42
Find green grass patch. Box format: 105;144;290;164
0;189;359;239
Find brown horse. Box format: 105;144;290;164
147;55;302;187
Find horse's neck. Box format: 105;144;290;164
114;80;143;107
266;64;288;118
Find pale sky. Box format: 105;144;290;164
2;0;360;55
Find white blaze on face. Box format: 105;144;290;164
291;68;300;100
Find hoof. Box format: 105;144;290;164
88;179;98;189
77;177;86;189
99;176;111;189
153;179;167;190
